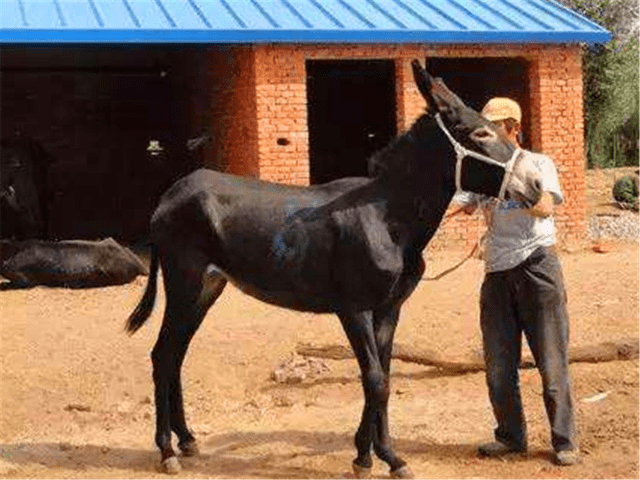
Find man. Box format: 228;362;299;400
455;98;579;466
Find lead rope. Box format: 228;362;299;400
421;206;485;281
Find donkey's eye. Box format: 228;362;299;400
471;127;496;141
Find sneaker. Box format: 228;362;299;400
555;449;580;466
478;441;527;458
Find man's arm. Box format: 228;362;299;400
527;153;563;218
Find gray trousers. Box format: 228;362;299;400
480;246;576;452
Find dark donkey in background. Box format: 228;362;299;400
126;60;543;478
0;135;54;240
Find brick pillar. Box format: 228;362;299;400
396;57;425;132
254;46;310;185
202;46;260;177
529;45;586;246
396;56;484;251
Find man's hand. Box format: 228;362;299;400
461;203;478;215
527;191;555;218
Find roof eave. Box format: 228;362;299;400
0;29;612;45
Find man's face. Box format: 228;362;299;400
491;119;520;146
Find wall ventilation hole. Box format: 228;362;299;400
277;138;290;146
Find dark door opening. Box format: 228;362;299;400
425;57;531;149
1;68;176;241
0;47;207;243
306;60;396;184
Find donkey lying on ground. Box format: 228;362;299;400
126;60;543;478
0;238;147;289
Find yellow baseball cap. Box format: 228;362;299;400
481;97;522;123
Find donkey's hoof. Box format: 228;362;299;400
179;440;199;457
160;456;182;474
390;465;414;479
352;461;372;479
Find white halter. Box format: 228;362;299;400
435;113;521;201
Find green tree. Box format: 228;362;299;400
557;0;639;167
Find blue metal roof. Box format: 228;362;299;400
0;0;611;44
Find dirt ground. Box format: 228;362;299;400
0;168;638;479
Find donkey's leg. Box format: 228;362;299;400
152;251;226;473
372;259;424;478
338;310;385;478
171;272;227;457
152;319;182;473
371;304;412;479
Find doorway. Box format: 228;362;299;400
0;46;207;242
306;60;396;184
425;57;531;149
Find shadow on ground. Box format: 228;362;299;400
0;429;545;478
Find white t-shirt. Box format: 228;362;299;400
453;151;564;273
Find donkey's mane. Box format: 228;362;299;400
367;113;439;179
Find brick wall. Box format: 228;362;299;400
254;46;310;185
528;47;586;249
208;43;586;249
202;47;260;178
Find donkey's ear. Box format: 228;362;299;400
411;60;431;98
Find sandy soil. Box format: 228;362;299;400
0;168;637;479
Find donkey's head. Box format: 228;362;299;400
411;60;542;207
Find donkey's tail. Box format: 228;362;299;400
125;244;159;335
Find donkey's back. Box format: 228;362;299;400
154;168;369;218
148;168;387;312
